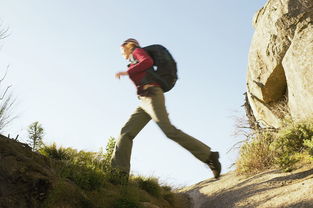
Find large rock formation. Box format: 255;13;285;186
247;0;313;128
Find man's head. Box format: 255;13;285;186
121;38;140;59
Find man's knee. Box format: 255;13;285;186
119;131;135;141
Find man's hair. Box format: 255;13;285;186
122;42;139;51
121;39;140;59
121;38;140;47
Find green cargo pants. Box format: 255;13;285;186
111;86;211;174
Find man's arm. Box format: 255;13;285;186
127;48;154;75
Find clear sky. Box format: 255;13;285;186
0;0;267;186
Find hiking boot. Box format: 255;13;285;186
206;151;221;179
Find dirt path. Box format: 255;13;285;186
180;166;313;208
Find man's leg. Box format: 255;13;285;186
140;87;212;163
140;87;221;178
111;107;151;174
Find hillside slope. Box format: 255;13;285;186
0;134;190;208
0;134;55;207
181;166;313;208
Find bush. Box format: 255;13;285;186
236;119;313;174
38;138;185;208
59;163;106;190
132;176;162;198
161;185;175;205
39;143;73;160
236;131;275;175
38;138;116;190
304;139;313;156
271;122;313;171
39;138;116;172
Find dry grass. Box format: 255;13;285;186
236;118;313;175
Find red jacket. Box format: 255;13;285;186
127;47;159;94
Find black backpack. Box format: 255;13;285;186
142;44;178;92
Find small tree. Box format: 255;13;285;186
27;121;44;151
105;137;116;160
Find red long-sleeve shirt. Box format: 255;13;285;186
127;47;159;94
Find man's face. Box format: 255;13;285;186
120;47;128;59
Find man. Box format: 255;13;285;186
111;38;221;181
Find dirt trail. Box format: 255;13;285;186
180;166;313;208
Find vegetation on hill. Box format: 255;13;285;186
0;134;189;208
236;118;313;175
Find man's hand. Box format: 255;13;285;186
115;71;128;79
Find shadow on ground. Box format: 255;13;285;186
185;168;313;208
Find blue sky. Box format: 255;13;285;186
0;0;267;186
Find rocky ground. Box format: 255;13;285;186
180;165;313;208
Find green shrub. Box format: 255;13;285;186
39;138;184;207
236;131;275;174
39;143;73;160
38;138;117;190
133;176;162;198
236;119;313;174
271;122;313;171
304;138;313;156
274;122;313;152
59;163;106;190
159;185;176;205
39;138;116;173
